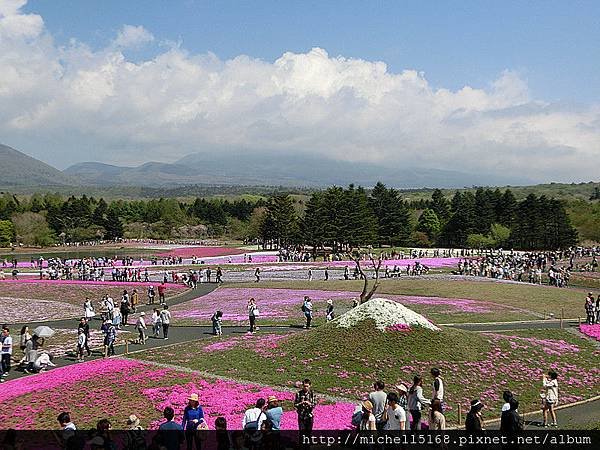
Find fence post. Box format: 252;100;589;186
125;340;129;355
579;316;581;326
457;404;462;426
560;308;564;329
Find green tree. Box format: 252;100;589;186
0;220;15;246
11;212;56;246
416;208;441;240
105;208;124;240
369;182;411;246
430;189;450;222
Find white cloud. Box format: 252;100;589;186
113;24;154;49
0;0;599;183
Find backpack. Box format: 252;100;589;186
351;410;363;428
301;303;307;313
244;412;265;431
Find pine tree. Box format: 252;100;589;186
105;208;124;239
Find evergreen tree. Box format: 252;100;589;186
105;208;124;239
369;182;411;246
430;189;450;222
416;208;441;240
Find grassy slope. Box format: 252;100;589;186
235;278;586;318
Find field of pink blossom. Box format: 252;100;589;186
579;324;600;341
0;358;354;430
134;325;600;425
0;281;184;319
171;287;532;325
0;296;82;322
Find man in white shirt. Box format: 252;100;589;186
160;305;172;340
136;312;147;344
384;392;406;430
242;398;266;430
1;326;12;378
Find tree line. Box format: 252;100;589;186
0;184;578;250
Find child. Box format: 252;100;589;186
76;328;86;362
212;310;223;336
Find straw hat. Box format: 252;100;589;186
361;400;373;412
396;383;408;393
188;393;199;402
127;415;140;427
267;395;278;403
327;299;333;305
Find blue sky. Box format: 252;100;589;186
24;0;600;103
2;0;599;182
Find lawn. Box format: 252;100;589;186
235;278;588;320
132;323;600;426
171;286;535;326
0;358;354;430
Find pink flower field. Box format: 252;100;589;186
0;358;354;430
0;281;184;317
171;287;525;324
0;296;82;322
579;324;600;341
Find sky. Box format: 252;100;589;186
1;0;600;183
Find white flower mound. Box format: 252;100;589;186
336;297;440;332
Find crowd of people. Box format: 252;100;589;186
18;368;564;450
455;247;599;287
584;291;600;324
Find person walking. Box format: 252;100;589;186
18;326;31;365
182;393;205;450
216;267;223;283
102;321;116;357
542;370;559;427
136;312;147;344
408;375;431;431
131;289;139;313
152;308;162;338
158;282;167;304
120;291;130;326
303;296;313;329
160;305;171;340
211;310;223;336
84;297;95;320
78;318;92;356
294;378;316;434
248;298;259;333
465;399;485;431
254;268;260;283
1;327;12;378
325;299;334;321
76;328;86;362
147;285;156;305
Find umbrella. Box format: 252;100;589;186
32;326;55;338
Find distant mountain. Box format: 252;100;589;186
65;152;534;188
0;144;76;187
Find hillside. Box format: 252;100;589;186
0;144;76;187
65;151;532;188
